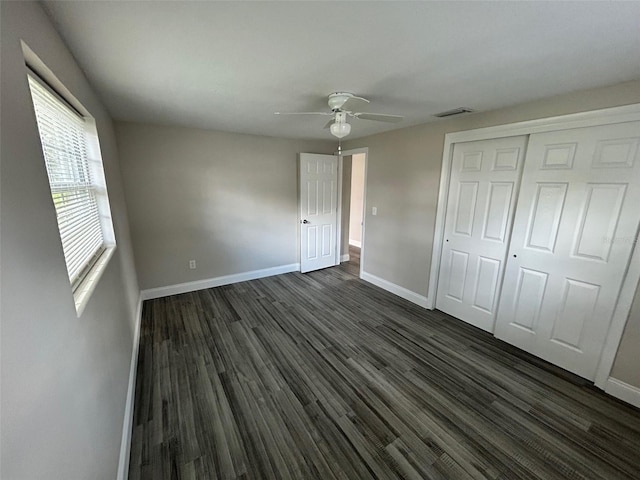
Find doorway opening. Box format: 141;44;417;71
340;151;366;276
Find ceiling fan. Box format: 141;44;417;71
275;92;403;139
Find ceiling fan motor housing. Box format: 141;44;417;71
328;92;353;111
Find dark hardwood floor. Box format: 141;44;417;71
129;253;640;479
348;244;361;267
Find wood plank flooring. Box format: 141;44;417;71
129;253;640;479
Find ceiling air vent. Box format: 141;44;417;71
434;107;474;118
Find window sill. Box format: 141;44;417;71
73;246;116;317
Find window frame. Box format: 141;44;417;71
26;67;116;315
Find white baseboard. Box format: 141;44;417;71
349;240;362;248
340;253;350;263
141;263;300;300
604;377;640;408
117;293;143;480
361;271;429;308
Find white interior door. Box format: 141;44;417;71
300;153;338;273
495;121;640;380
436;136;527;331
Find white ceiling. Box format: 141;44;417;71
43;1;640;140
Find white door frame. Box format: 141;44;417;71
427;103;640;390
337;147;369;278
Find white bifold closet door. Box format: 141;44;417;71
495;121;640;380
436;136;528;332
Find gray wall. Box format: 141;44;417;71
1;2;140;479
611;287;640;387
115;122;334;290
344;79;640;387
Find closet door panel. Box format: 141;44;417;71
436;136;527;332
495;121;640;380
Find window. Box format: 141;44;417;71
27;72;115;314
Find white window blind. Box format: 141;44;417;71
27;74;105;287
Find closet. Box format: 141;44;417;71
435;118;640;381
436;135;527;332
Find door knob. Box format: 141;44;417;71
302;219;310;224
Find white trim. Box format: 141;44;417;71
427;138;454;309
348;239;362;248
428;103;640;310
362;271;429;308
141;263;300;300
428;102;640;386
341;147;370;156
445;103;640;144
336;153;344;267
604;377;640;409
340;253;350;263
74;246;116;317
360;152;368;280
117;293;143;480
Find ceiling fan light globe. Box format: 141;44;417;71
330;121;351;138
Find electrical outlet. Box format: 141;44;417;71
372;206;378;216
189;260;196;269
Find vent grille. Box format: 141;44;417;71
434;107;474;118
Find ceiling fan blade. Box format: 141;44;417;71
341;96;370;112
354;112;404;123
274;111;332;116
323;119;335;129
